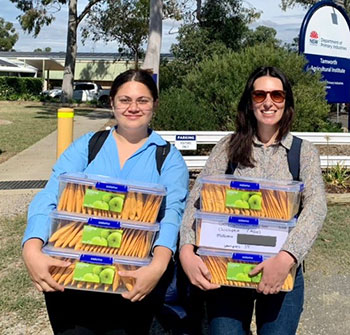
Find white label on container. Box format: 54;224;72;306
199;220;289;254
175;135;197;150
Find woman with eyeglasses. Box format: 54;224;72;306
179;66;327;334
22;69;189;334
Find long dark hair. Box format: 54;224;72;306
227;66;295;168
109;69;158;103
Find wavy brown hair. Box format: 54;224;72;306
227;66;295;168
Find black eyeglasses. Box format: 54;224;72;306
251;90;286;103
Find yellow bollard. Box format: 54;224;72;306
57;108;74;159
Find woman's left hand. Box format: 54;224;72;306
249;251;296;295
119;246;171;302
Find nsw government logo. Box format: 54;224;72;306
309;31;319;45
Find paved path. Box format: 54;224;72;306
0;110;112;217
0;110;112;181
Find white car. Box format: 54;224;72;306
42;82;110;104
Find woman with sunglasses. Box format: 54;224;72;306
22;69;189;334
179;66;327;334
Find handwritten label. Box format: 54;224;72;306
198;220;288;253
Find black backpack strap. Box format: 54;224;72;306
88;130;109;164
287;136;304;271
156;141;171;175
88;131;170;175
287;136;303;181
226;136;302;180
225;161;237;175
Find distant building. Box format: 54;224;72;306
0;51;129;90
0;52;173;90
0;57;38;77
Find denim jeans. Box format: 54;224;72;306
206;266;304;335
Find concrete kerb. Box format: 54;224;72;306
326;193;350;204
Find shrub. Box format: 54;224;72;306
172;43;335;132
323;163;350;188
0;77;42;101
151;88;218;131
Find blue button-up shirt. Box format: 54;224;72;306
23;129;189;253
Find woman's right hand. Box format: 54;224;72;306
22;238;71;292
179;244;220;291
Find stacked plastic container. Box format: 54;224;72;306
195;175;304;291
43;172;166;294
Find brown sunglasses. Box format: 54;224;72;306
251;90;286;103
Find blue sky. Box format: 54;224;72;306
2;0;307;53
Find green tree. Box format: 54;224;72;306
284;36;299;52
152;88;218;130
33;47;52;52
171;24;228;66
0;17;18;51
157;44;337;132
82;0;149;67
10;0;104;102
172;0;260;64
198;0;259;50
242;26;280;48
160;0;260;91
159;24;229;90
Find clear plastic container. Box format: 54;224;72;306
43;246;151;294
197;248;296;292
195;211;296;254
48;211;159;258
199;175;304;221
57;172;166;224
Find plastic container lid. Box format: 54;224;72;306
199;175;304;192
50;210;160;231
195;211;296;229
59;172;166;195
43;245;151;266
197;247;277;263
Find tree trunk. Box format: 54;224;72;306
135;48;139;69
196;0;202;21
141;0;163;88
61;0;78;103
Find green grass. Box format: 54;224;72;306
0;102;57;163
306;204;350;273
0;214;46;327
0;215;26;271
0;101;105;164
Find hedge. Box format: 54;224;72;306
0;77;43;101
156;43;341;132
